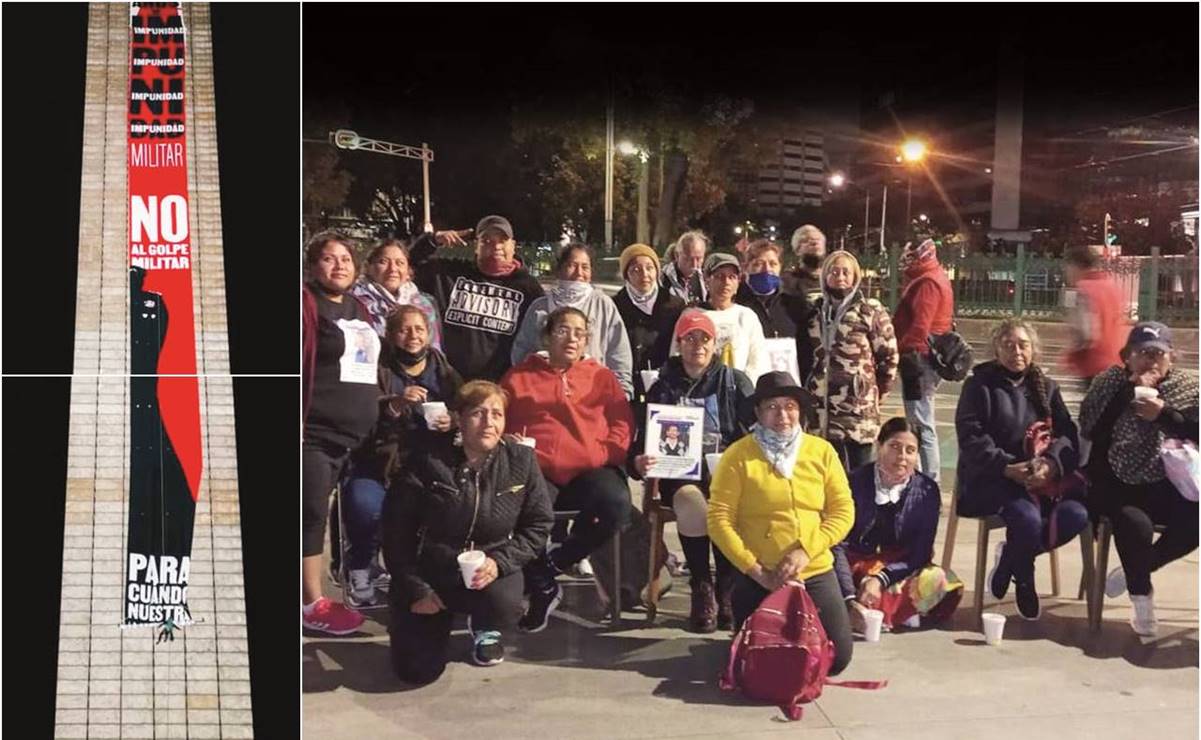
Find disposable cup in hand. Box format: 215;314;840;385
457;550;486;589
420;401;447;430
1133;386;1159;401
705;452;723;475
982;612;1006;645
518;436;537;448
640;369;660;391
862;609;884;642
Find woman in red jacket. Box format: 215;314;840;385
500;306;635;632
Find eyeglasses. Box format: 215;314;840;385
552;327;589;340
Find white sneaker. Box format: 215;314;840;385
572;558;594;578
901;614;921;629
346;568;378;609
1105;566;1127;598
1130;592;1158;636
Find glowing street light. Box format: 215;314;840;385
919;213;929;222
734;226;743;235
901;139;927;163
828;172;846;188
616;140;640;157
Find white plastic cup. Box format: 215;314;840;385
705;452;723;475
1133;386;1159;401
518;436;537;449
640;369;660;391
862;609;884;643
457;550;486;589
420;401;448;430
982;612;1006;645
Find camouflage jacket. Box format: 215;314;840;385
805;291;899;443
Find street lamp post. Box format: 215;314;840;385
900;139;927;238
330;129;435;232
604;95;615;251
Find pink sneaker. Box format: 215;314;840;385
303;597;365;635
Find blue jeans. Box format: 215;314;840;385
902;359;941;483
1000;496;1090;585
342;475;387;570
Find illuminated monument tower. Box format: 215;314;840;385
55;4;253;738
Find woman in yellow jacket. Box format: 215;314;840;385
708;371;856;675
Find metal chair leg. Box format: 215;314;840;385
1077;523;1095;603
645;509;662;624
1090;518;1113;632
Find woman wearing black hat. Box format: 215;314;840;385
1079;321;1199;636
707;371;855;675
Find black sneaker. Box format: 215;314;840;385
1015;580;1041;621
987;542;1011;600
471;630;505;666
518;582;563;633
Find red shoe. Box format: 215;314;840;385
303;597;365;635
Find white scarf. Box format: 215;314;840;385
751;422;803;478
548;279;593;311
874;464;910;505
625;281;659;316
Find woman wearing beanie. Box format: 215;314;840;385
954;320;1087;621
510;243;635;398
803;250;898;473
613;243;686;403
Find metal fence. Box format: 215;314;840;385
858;245;1197;327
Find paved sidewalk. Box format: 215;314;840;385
303;484;1198;739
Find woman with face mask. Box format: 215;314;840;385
339;306;464;609
510;243;634;398
735;239;810;342
707;371;855;675
613;244;685;402
349;239;443;347
954;320;1087;622
1079;322;1199;636
832;417;963;635
803;251;899;473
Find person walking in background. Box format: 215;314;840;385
1062;245;1127;389
408;215;544;381
661;230;709;305
893;239;954;483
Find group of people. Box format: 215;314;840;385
301;217;1197;687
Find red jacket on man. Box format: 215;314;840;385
893;259;955;355
1063;270;1127;379
500;353;634;487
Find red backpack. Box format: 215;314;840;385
719;581;886;720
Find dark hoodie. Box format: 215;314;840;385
633;356;755;495
409;232;545;381
954;360;1079;517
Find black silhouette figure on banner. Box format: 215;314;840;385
127;267;195;593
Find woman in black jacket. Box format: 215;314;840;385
1079;322;1199;636
613;243;686;404
383;381;553;683
954;319;1086;621
340;305;464;609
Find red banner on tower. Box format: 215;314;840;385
125;1;202;629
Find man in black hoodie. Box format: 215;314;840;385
409;215;544;381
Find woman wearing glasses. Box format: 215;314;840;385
500;306;635;632
707;371;856;675
1079;322;1199;636
631;310;755;632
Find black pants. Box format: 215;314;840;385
731;568;853;676
544;466;632;568
303;438;351;557
389;571;525;685
829;439;874;476
1100;479;1199;596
